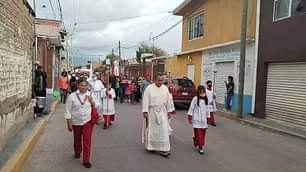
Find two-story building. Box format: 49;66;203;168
35;18;66;93
255;0;306;130
174;0;258;113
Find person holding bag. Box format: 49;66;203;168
187;85;210;155
65;78;96;168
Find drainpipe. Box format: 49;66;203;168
252;0;261;114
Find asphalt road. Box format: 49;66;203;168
22;102;306;172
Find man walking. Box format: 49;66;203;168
140;76;151;96
225;76;234;111
142;74;174;158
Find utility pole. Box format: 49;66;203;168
237;0;249;120
118;40;121;59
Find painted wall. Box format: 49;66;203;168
255;0;306;118
165;56;180;78
180;0;257;52
201;43;256;113
175;52;203;87
0;0;34;152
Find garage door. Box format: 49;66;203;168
215;62;235;104
266;62;306;129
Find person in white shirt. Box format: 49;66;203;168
88;74;105;117
101;83;116;129
187;85;210;155
65;79;95;168
206;80;217;126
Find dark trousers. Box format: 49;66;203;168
119;86;126;103
226;93;233;110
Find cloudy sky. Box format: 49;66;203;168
29;0;184;66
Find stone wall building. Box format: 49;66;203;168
0;0;35;152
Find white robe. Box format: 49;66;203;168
188;97;210;129
206;88;217;112
101;88;116;115
88;79;105;115
142;84;173;152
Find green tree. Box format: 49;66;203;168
137;43;167;58
105;53;120;64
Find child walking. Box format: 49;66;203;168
101;83;116;129
187;85;210;155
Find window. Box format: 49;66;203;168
188;13;204;40
173;79;194;87
274;0;306;21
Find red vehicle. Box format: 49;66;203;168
164;77;196;104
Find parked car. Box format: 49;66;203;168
164;77;196;104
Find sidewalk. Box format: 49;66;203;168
0;95;58;172
216;110;306;140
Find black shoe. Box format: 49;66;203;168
159;151;171;158
74;153;81;159
83;162;92;168
198;149;205;155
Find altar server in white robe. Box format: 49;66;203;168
88;74;104;116
206;80;217;126
187;85;210;155
142;74;174;158
101;83;116;129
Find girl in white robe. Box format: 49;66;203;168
187;85;210;155
101;84;116;129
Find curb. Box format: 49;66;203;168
216;110;306;140
0;99;59;172
240;119;306;140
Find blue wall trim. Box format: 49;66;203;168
224;94;252;113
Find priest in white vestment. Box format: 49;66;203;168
88;74;105;116
142;74;174;158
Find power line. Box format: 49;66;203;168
48;0;56;19
76;11;169;25
56;0;65;30
152;19;182;41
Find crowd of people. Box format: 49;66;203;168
62;70;230;169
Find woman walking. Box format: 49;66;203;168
59;71;70;103
187;85;210;155
65;79;95;168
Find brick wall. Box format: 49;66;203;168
0;0;34;151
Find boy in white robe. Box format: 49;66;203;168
142;74;174;158
101;84;116;129
206;80;217;126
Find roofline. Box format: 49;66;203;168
173;0;192;15
34;18;62;23
23;0;36;17
151;55;177;60
175;38;255;56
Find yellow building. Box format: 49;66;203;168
173;0;258;113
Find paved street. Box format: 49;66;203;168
22;103;306;172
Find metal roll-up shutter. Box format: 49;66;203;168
215;62;235;104
266;62;306;129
